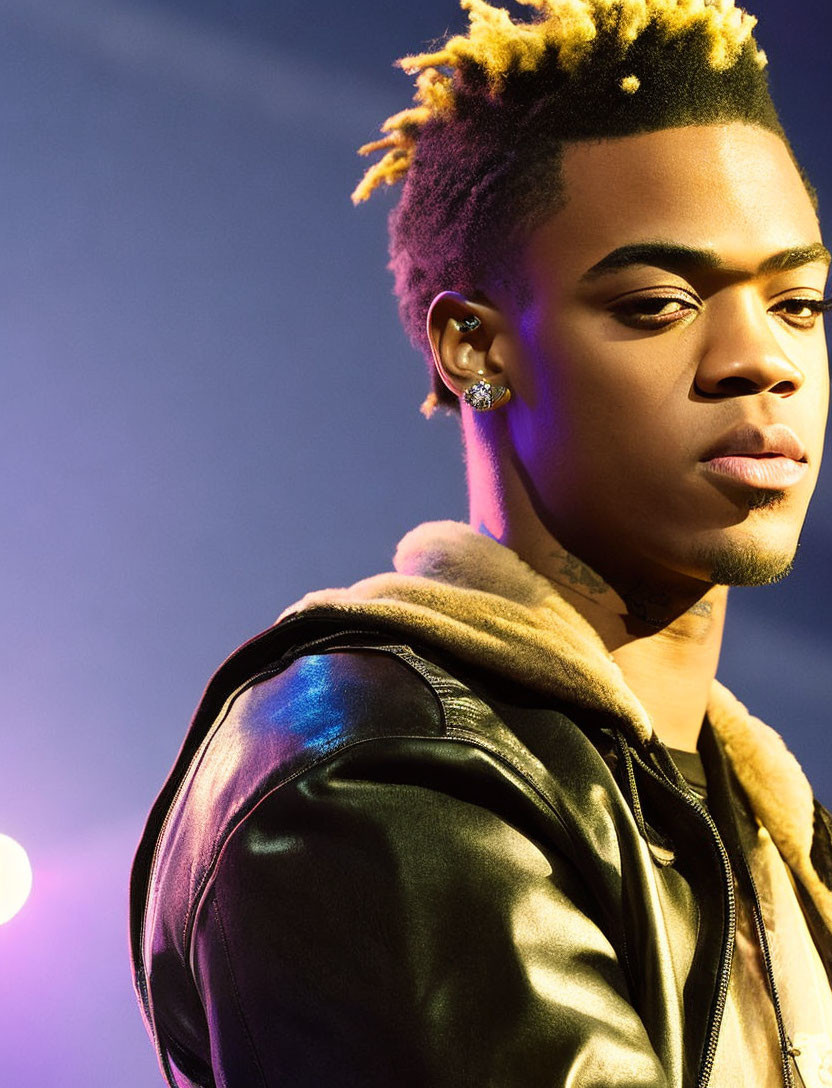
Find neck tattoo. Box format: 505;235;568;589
547;547;715;631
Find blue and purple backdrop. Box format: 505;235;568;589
0;1;830;1083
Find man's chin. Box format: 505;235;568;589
702;540;796;587
690;486;805;586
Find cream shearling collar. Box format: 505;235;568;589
283;519;832;926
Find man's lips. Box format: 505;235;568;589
700;424;808;489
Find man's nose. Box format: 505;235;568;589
693;296;805;398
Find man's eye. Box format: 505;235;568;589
610;296;696;329
773;297;832;328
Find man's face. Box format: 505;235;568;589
497;123;830;590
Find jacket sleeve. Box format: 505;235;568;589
190;735;669;1088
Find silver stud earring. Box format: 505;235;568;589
463;379;511;412
452;315;481;333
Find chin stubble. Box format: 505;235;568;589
707;547;795;586
701;488;797;585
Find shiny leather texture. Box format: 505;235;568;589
130;619;832;1088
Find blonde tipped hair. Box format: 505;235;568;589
353;0;767;205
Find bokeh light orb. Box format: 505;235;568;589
0;834;33;924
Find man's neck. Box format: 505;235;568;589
477;522;727;753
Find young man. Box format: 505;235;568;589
131;2;832;1085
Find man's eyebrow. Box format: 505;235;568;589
580;241;832;281
757;243;832;274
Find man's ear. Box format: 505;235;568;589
426;291;509;402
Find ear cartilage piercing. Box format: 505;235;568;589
452;315;482;333
463;379;511;412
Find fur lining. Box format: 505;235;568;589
282;520;832;929
284;521;653;741
708;682;832;924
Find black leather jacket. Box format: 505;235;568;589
130;614;832;1087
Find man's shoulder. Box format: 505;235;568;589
199;632;608;808
145;627;594;886
161;616;487;822
144;637;489;883
153;619;623;866
210;640;451;776
131;622;638;1047
164;631;612;888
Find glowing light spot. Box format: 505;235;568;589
621;74;641;93
0;834;33;924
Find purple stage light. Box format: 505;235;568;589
0;834;33;925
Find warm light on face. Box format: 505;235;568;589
498;124;829;590
0;834;33;925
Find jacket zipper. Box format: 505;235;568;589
620;739;737;1088
736;851;796;1088
632;739;798;1087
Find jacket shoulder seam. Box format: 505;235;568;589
181;643;457;958
184;723;566;974
208;892;269;1088
445;725;575;844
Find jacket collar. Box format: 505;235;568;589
282;519;832;928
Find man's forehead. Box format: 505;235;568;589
555;125;817;218
523;127;824;285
